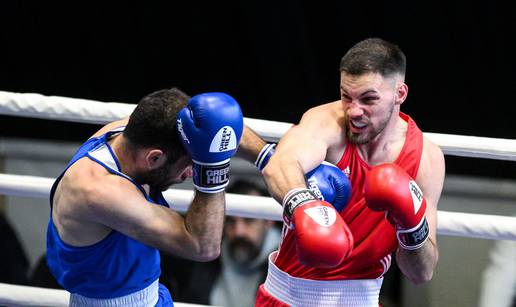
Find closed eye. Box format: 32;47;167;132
361;96;379;104
341;94;352;101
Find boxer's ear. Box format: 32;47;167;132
395;82;408;105
146;149;166;170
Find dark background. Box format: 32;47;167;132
1;1;515;178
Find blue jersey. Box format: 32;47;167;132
46;127;173;305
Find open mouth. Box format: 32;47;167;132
350;120;367;131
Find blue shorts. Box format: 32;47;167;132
156;283;174;307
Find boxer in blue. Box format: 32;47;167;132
47;88;244;306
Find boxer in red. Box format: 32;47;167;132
239;38;445;306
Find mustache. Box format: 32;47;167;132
227;237;260;265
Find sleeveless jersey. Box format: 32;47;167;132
46;127;170;300
274;113;423;280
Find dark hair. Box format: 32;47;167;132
123;87;190;162
227;179;269;196
339;38;406;78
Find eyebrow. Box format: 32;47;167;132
359;90;379;97
340;87;379;97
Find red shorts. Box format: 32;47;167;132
255;284;289;307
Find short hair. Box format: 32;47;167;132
339;38;406;78
226;179;269;197
123;87;190;162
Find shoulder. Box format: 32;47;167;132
295;101;344;138
62;158;139;211
416;136;445;197
301;101;343;125
90;118;129;139
296;101;346;162
65;158;111;187
406;114;444;175
421;136;445;172
60;159;105;204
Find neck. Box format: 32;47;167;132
356;112;406;165
110;135;139;177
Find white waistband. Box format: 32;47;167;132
264;252;383;307
69;279;159;307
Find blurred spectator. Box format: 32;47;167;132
29;254;62;289
160;179;280;307
0;212;29;285
478;238;516;307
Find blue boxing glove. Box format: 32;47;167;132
255;144;351;211
177;92;243;193
305;161;352;212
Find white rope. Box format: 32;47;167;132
437;211;516;241
425;133;516;161
0;283;69;307
2;90;516;159
0;91;136;124
0;283;213;307
0;174;54;198
1;173;515;241
0;91;290;142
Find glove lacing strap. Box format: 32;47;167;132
282;188;318;224
192;158;231;193
396;216;429;250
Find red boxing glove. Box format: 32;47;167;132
283;189;353;268
364;163;429;250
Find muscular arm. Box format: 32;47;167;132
396;138;445;284
182;191;225;260
262;103;344;203
63;161;225;262
235;125;270;163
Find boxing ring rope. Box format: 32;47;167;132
2;90;516;159
2;173;516;242
0;91;291;143
0;282;213;307
2;90;516;306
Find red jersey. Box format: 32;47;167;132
274;113;423;280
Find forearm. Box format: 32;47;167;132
236;126;269;163
263;157;307;204
237;125;306;202
262;137;326;203
184;191;225;261
396;237;439;285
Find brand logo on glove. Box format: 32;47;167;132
408;180;423;214
209;126;237;153
176;118;190;144
206;168;229;184
411;220;429;242
284;190;317;218
398;218;429;250
304;206;337;227
307;177;324;201
197;162;231;186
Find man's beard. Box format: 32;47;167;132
227;237;262;267
346;104;394;145
134;162;173;191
